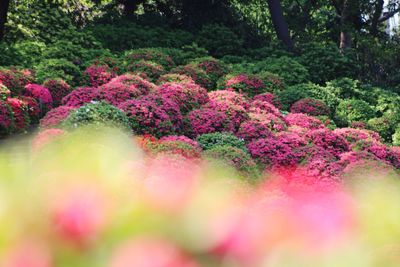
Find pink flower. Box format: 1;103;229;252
223;74;266;97
306;128;349;158
39;106;75;128
84;64;117;87
290;98;330;116
208;90;249;108
253;93;282;109
286;113;325;130
24;84;53;110
186;108;233;137
6;98;29;130
61;87;97;107
42;79;71;107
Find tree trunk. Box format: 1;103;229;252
267;0;294;51
0;0;10;41
371;0;384;36
339;0;359;50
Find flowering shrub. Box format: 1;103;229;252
83;64;117;87
247;112;287;132
40;106;76;128
257;71;286;93
63;102;130;130
185;108;233;137
208;90;249;111
253;93;282;109
285;113;325;130
155;82;209;113
96;82;142;107
333;128;380;145
203;145;260;179
247;132;307;166
335;99;375;126
290;98;330;116
19;96;40;121
248;99;283;118
160;135;201;149
6;98;30;131
306;128;349;158
106;74;156;96
24;84;53;112
125;60;164;81
204;100;248;131
0;68;34;95
62;87;98;107
350;121;366;129
196;132;247;152
193;57;227;85
0;84;11;100
236;120;272;142
0;100;13;135
124;48;175;69
119;96;183;137
43;79;71;107
220;74;266;97
157;74;194;85
171;64;214;90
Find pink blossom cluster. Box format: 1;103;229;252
204;100;248;131
290;98;330;116
0;100;13;134
208;90;249;108
305;128;349;158
253;93;282;109
24;84;53;111
0;68;34;95
186;108;233;137
6;98;29;130
84;64;117;87
43;79;71;107
223;74;266;97
62;87;97;107
286;113;325;130
104;74;156;96
40;106;76;128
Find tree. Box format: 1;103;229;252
0;0;10;41
119;0;145;17
267;0;294;51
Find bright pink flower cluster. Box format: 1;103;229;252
24;84;53;111
236;120;272;142
306;128;349;158
62;87;97;107
84;64;117;87
43;79;71;107
0;100;13;134
223;74;266;97
19;96;40;120
248;112;287;132
290;98;330;116
155;82;209;113
186;108;233;137
105;74;155;96
253;93;282;109
97;83;141;107
6;98;29;130
248;100;283;118
40;106;76;128
247;132;307;166
204;100;248;131
119;95;183;137
0;68;34;95
285;113;325;130
208;90;249;108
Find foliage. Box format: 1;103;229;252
196;132;247;152
35;59;82;86
335;99;376;127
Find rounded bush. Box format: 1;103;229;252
96;82;142;107
247;112;287;132
285;113;325;130
196;132;247;152
6;98;30;131
159;135;201;150
185;108;233;137
146;140;201;159
155;82;209;114
24;84;53;112
40;106;76;128
119;95;183;137
19;96;40;121
105;74;156;96
157;74;194;85
290;98;330;116
43;79;71;107
276;83;322;111
220;74;266;97
0;68;34;96
393;126;400;146
125;60;164;81
208;90;248;108
236;120;272;142
63;102;130;130
124;48;175;70
335;99;375;126
204;100;248;131
306;128;349;158
62;87;98;107
35;58;81;86
256;71;286;93
192;57;227;86
367;116;396;143
171;64;213;90
83;64;117;87
203;145;259;179
253;93;282;109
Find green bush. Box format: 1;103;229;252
335;99;376;126
367;116;396;143
160;44;209;66
63;102;130;130
13;41;47;67
256;71;286;93
203;145;260;180
196;132;247;152
276;83;320;111
196;24;244;57
299;42;358;84
253;57;309;85
35;58;82;85
393;126;400;146
123;48;176;70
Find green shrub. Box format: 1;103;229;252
335;99;376;126
367;116;396;143
276;83;320;111
253;57;309;85
196;132;247;152
35;58;82;86
196;24;244;57
203;145;260;180
63;102;130;130
325;78;362;99
299;42;358;84
160;44;209;66
393;126;400;146
256;71;286;93
123;48;176;70
13;41;47;67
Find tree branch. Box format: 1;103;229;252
378;7;400;23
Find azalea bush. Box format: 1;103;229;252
219;74;266;97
